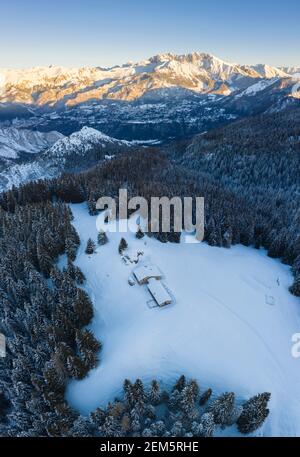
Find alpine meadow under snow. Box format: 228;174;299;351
66;204;300;437
0;44;299;439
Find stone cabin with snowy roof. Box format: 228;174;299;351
147;278;172;307
133;264;162;285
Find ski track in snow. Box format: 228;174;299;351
65;203;300;437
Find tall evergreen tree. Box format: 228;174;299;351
136;226;145;239
97;230;108;246
73;288;94;327
208;392;235;426
118;238;128;254
290;275;300;297
237;392;271;434
173;375;186;392
85;238;96;255
199;388;212;406
149;380;161;406
199;412;215;437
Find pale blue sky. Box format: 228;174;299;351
1;0;299;68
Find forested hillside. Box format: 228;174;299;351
1;108;299;294
0;196;270;437
0;107;298;436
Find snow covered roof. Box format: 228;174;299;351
147;278;172;307
133;264;162;283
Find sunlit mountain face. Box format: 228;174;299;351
0;52;296;107
0;52;299;146
0;51;299;193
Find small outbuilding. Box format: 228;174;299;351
133;264;162;285
147;278;172;307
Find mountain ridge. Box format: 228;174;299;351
0;126;138;191
0;127;63;159
0;52;297;107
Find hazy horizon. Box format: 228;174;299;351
0;49;299;71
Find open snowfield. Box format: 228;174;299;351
66;203;300;436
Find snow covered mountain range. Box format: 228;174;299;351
0;52;299;191
0;127;63;159
279;66;300;77
0;52;299;143
0;126;134;191
0;52;298;106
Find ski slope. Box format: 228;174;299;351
66;203;300;436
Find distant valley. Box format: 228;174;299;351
0;52;299;143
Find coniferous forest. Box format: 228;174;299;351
0;107;299;436
0;191;272;437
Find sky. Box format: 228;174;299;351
0;0;299;68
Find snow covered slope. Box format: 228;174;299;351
0;127;63;159
280;66;300;77
66;204;300;437
0;52;292;106
0;126;134;191
47;126;131;158
235;79;278;98
252;64;287;79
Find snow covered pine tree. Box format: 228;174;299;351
237;392;271;434
85;238;96;254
